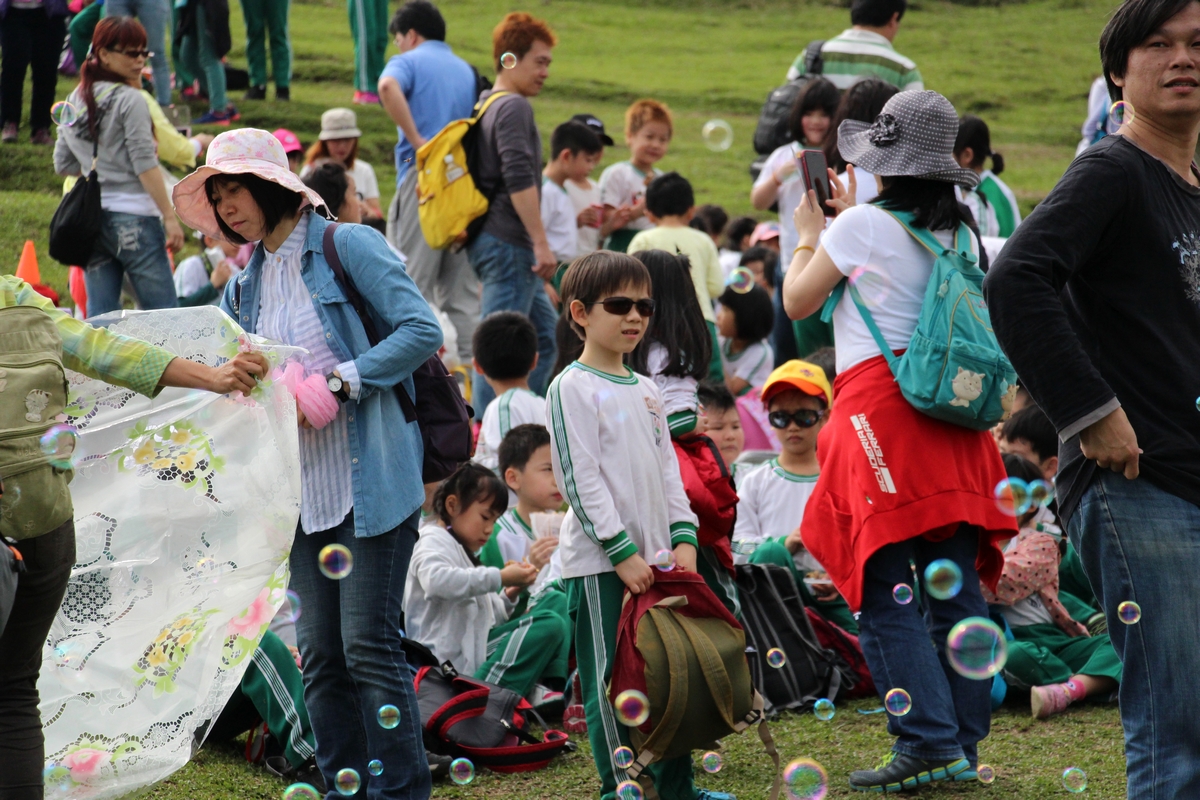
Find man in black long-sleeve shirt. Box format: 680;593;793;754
986;1;1200;795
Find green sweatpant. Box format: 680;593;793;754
1003;623;1123;689
239;0;290;89
347;0;387;92
178;3;226;111
68;2;102;69
477;588;572;697
171;5;193;91
223;630;316;768
566;572;699;800
697;545;741;620
749;538;859;634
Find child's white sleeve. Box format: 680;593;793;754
547;375;640;565
657;387;700;549
732;471;763;564
412;544;503;601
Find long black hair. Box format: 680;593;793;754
205;173;306;245
954;115;1004;175
824;79;899;173
627;249;711;380
873;176;967;232
788;77;840;146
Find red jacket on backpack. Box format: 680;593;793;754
673;436;738;575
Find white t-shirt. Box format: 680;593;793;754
719;249;743;278
645;341;699;435
565;177;602;255
300;158;380;202
840;167;880;206
822;204;978;375
474;387;546;471
720;338;773;390
731;459;822;572
598;161;661;233
753;142;809;261
540;178;578;263
957;185;1000;238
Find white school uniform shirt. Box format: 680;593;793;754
645;341;699;436
752;142;809;262
474;388;546;471
404;524;515;676
540;177;578;263
565;177;602;255
492;509;562;595
720;338;773;390
547;362;699;579
598;161;661;232
174;249;244;301
731;459;822;572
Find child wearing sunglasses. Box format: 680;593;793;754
732;360;859;634
548;252;720;800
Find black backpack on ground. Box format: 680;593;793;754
735;562;841;717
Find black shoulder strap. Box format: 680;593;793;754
804;39;825;75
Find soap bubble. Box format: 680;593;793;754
1195;396;1199;412
614;689;650;726
367;760;383;776
813;698;835;721
994;477;1032;516
946;617;1008;680
884;688;912;716
766;647;786;669
500;52;518;69
782;758;828;800
701;119;734;152
1029;479;1055;508
847;265;891;308
282;784;322;800
1109;100;1134;127
377;704;400;729
1117;600;1141;624
616;780;644;800
450;757;475;785
1062;766;1088;793
51;100;79;127
892;583;913;605
334;768;359;796
977;764;996;784
283;589;302;623
726;266;755;294
43;764;72;795
653;548;675;571
701;751;723;773
924;559;963;600
318;543;353;579
40;424;79;470
613;745;635;769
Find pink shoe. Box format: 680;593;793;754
1031;683;1074;720
563;703;588;734
353;90;381;105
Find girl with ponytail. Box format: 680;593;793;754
954;115;1023;238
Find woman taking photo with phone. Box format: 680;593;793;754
781;91;1015;792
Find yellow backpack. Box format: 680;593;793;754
416;91;511;250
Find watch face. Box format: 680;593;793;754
327;376;343;394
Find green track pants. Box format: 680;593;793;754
477;588;572;698
239;0;291;89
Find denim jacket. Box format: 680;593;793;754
221;213;443;537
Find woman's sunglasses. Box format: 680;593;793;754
592;297;655;317
114;48;154;59
768;409;826;429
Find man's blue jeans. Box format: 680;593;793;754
467;231;557;413
104;0;172;105
856;524;991;765
289;510;431;800
1068;470;1200;799
85;211;179;317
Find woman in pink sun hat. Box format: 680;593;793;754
173;126;442;798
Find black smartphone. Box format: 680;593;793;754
797;149;835;217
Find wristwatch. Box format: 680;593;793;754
326;372;350;403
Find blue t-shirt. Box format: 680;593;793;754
379;41;478;184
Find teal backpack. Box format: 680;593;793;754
820;208;1017;431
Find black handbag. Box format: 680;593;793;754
49;113;104;267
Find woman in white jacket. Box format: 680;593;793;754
404;464;570;696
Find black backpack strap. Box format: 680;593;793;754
321;222;419;423
804;39;825;75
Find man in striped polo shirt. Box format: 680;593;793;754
786;0;924;92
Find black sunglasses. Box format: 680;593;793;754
114;48;154;59
768;409;825;429
592;296;655;317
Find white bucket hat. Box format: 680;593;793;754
837;91;979;188
318;108;363;141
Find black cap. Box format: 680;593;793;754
570;114;614;146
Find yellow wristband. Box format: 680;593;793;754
793;245;815;256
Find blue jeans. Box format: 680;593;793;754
1068;471;1200;799
85;211;179;317
289;510;431;800
467;231;557;413
104;0;172;106
856;524;991;764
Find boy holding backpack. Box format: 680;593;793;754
548;252;732;800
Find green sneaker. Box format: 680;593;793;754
849;751;970;792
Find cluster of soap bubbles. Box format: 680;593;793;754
813;698;835;721
40;424;79;470
500;51;518;69
994;477;1055;516
614;689;651;726
923;559;963;600
726;266;755;294
51;100;79;127
783;758;828;800
946;617;1008;680
282;783;321;800
701;119;734;152
701;751;723;773
376;704;400;729
318;543;353;579
450;757;475;785
1117;600;1141;625
1109;100;1134;127
884;688;912;716
892;583;913;605
766;647;787;669
1062;766;1088;793
653;548;675;571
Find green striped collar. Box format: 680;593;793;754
499;508;534;540
769;458;819;483
569;361;639;384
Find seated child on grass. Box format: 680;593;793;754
403;464;570;703
472;312;546;471
697;380;745;481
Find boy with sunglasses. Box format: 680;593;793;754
733;360;859;634
548;252;730;800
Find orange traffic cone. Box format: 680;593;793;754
15;240;40;284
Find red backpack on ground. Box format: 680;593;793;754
804;608;876;699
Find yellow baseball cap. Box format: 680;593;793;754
761;360;833;407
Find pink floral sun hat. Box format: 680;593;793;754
173;128;328;241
